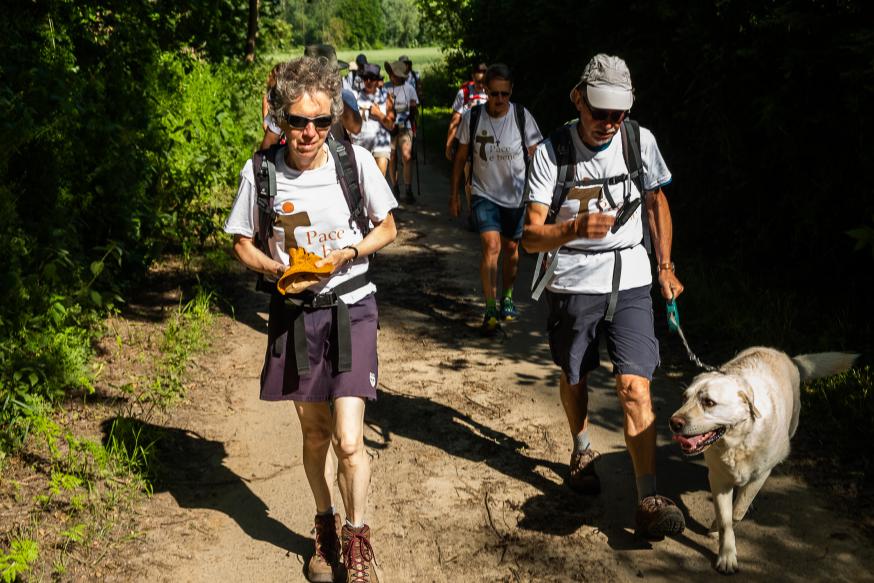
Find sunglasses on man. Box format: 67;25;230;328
284;113;333;129
583;96;626;123
488;91;511;97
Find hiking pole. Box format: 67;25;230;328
414;132;421;198
420;104;426;165
666;298;719;372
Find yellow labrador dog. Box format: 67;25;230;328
669;347;856;574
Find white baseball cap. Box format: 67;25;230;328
573;54;634;111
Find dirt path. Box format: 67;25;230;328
126;158;873;582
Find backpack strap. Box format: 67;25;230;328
513;103;530;171
530;123;576;300
326;136;370;237
252;144;285;257
466;103;484;170
619;118;650;253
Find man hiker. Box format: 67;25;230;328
385;60;419;203
450;64;542;333
446;62;490;227
522;54;687;539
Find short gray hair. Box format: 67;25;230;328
268;57;343;124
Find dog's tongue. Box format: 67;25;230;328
672;432;710;450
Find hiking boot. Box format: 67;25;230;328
341;523;379;583
307;513;341;582
499;296;518;321
635;494;686;539
480;306;499;336
404;186;415;204
567;449;601;495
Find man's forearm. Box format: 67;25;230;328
521;219;578;253
646;189;673;266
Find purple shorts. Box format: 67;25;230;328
260;293;379;402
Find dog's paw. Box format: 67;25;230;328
715;551;738;574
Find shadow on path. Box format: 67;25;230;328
101;417;310;558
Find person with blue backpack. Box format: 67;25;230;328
522;54;686;540
449;64;542;333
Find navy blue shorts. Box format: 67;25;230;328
260;293;379;402
545;285;659;384
472;195;524;240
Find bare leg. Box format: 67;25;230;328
615;374;656;477
401;139;413;188
294;401;335;512
375;156;388;177
332;396;370;525
560;373;589;437
479;231;501;302
499;236;519;294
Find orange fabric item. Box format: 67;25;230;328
276;248;334;295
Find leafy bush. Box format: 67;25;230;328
0;1;259;452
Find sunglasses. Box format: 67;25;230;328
284;113;333;129
489;91;511;97
583;96;626;123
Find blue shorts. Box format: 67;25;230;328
545;285;660;384
472;195;524;240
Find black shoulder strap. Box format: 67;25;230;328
546;122;576;224
327;136;369;236
619;118;651;253
467;103;484;168
252;144;284;257
512;103;530;171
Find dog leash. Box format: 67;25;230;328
666;298;719;372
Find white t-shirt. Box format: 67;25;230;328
224;144;398;304
526;122;672;294
451;84;489;114
388;82;418;129
457;104;542;207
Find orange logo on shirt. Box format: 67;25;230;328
281;201;295;213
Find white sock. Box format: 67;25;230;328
572;430;591;455
345;518;365;529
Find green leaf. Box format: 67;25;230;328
89;290;102;306
90;260;104;277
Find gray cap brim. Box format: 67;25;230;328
586;85;633;110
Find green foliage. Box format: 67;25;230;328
337;0;385;49
0;539;39;583
381;0;422;47
801;366;873;481
0;1;256;453
105;418;160;494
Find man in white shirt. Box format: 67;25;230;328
522;54;686;540
450;64;542;333
385;60;419;203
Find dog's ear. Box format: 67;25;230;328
737;389;761;420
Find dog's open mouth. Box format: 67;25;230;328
672;427;726;455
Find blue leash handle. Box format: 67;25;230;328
666;299;680;333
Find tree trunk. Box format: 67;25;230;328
244;0;258;64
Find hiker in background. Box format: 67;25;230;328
522;54;686;540
261;46;362;150
386;60;419;203
262;65;279;133
224;56;397;583
344;53;368;92
399;54;422;102
446;62;489;226
352;63;392;177
449;64;542;333
445;62;489;161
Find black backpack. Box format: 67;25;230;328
530;118;652;319
251;136;368;292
